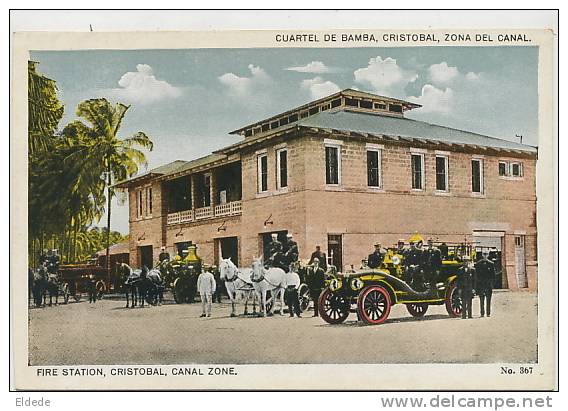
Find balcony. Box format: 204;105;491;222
166;200;242;225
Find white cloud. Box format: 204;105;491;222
466;71;480;81
218;64;271;95
110;64;181;104
353;56;418;97
301;77;341;100
286;61;333;73
408;84;454;114
428;62;459;86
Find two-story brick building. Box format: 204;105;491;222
116;89;538;290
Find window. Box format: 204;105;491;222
375;102;387;110
331;98;341;108
270;121;279;129
389;104;403;113
411;153;424;190
472;159;484;194
279;117;289;126
367;149;382;188
345;98;358;107
360;100;373;109
499;161;508;176
325;145;341;185
146;187;153;215
257;154;268;193
511;162;523;177
261;123;270;132
136;190;143;218
309;106;319;115
435;156;449;192
321;103;331;111
276;148;288;189
288;113;298;122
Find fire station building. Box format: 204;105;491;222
116;89;538;290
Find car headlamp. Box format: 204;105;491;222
329;278;342;292
351;277;364;291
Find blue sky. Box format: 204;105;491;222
31;47;539;234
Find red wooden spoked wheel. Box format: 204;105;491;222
445;281;462;317
406;302;429;317
318;288;350;324
357;285;391;325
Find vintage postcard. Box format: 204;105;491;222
11;21;557;390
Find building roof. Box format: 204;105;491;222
114;160;188;188
296;110;537;153
95;241;130;256
229;88;421;137
163;153;227;178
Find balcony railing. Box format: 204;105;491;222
214;201;242;217
167;201;242;225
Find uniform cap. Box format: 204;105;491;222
408;233;424;244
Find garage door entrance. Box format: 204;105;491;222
473;231;504;289
138;245;154;269
216;236;239;266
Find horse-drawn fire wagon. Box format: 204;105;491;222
58;264;110;302
160;245;201;304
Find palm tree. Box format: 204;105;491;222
62;98;153;282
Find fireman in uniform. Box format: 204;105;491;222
309;245;328;272
44;249;60;274
367;242;387;269
475;250;496;317
457;254;476;319
423;238;442;286
158;246;170;262
306;257;326;317
282;233;299;272
87;274;97;304
404;234;424;288
266;234;283;269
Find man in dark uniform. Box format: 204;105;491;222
46;249;60;274
475;250;496;317
211;265;223;303
422;238;442;286
306;257;326;317
158;246;170;263
403;239;424;288
282;233;299;272
439;242;449;260
367;242;387;269
87;274;97;304
265;234;283;268
457;255;476;319
308;245;327;272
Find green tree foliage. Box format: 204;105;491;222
28;62;152;267
28;61;64;155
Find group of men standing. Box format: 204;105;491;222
457;251;496;319
366;236;496;319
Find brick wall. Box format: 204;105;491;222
125;130;538;290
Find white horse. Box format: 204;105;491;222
250;257;287;317
219;258;258;317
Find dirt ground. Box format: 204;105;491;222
28;291;537;365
